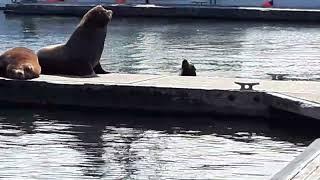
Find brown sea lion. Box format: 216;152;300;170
0;47;41;80
180;59;196;76
37;5;113;77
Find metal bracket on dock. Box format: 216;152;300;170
267;73;289;80
234;82;260;91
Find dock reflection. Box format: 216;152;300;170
0;108;316;179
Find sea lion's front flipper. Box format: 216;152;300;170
94;62;110;74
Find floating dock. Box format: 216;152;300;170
5;3;320;22
1;73;320;120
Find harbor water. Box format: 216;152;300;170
1;12;320;80
0;108;315;179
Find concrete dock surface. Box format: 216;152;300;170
33;73;320;103
0;73;319;120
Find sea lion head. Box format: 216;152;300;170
81;5;113;28
6;66;24;80
180;59;196;76
182;59;190;69
6;63;40;80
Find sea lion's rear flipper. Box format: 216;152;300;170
94;62;110;74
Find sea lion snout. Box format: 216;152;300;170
93;5;112;19
7;66;39;80
105;10;113;19
81;5;113;27
7;68;25;80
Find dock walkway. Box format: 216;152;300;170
0;73;319;120
33;73;320;104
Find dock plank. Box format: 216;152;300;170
293;153;320;180
272;139;320;180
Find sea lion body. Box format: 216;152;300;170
0;47;41;80
180;59;196;76
37;5;112;76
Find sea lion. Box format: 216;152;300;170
0;47;41;80
37;5;112;77
180;59;196;76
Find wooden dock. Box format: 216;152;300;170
272;138;320;180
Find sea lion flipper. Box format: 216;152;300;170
93;62;109;74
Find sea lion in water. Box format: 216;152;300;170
37;5;112;77
180;59;196;76
0;47;41;80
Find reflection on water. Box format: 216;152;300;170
1;12;320;80
0;108;315;179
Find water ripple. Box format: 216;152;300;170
0;109;315;179
1;13;320;79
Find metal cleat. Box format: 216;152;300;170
267;73;289;80
234;82;260;91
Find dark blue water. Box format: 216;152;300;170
1;12;320;79
0;108;314;179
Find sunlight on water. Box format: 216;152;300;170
0;109;315;179
1;12;320;80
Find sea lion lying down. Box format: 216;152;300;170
0;47;41;80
